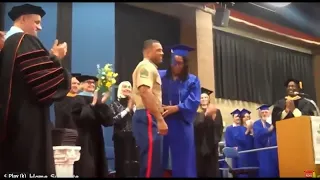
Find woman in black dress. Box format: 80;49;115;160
109;81;139;177
194;88;223;177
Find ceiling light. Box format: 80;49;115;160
268;3;291;7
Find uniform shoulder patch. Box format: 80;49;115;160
140;67;149;78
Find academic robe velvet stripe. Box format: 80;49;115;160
0;33;68;142
0;33;24;142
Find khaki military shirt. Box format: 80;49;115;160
132;59;162;110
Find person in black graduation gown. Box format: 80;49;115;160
109;81;139;177
194;87;223;177
0;4;70;175
272;78;314;127
54;73;81;129
71;75;114;178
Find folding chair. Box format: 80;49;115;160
220;147;259;178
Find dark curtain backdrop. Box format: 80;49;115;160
115;3;180;84
214;30;316;105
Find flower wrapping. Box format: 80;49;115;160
96;64;118;93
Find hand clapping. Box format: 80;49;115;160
91;90;99;106
205;104;217;120
245;121;253;135
0;31;5;50
127;95;134;110
50;39;67;60
285;99;295;112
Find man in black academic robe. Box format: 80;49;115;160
54;73;81;129
0;4;70;176
272;78;315;127
71;75;114;177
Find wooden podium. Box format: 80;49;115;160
276;116;320;177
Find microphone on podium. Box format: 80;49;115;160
294;92;320;116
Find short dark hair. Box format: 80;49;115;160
143;39;160;50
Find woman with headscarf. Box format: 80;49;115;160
109;81;139;177
194;87;223;177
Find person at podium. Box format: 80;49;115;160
272;78;314;127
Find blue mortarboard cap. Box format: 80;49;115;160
230;109;241;116
240;109;251;116
256;104;271;111
169;44;195;57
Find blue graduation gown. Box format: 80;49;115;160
233;126;258;178
224;125;240;168
253;120;279;177
233;126;258;168
159;70;200;177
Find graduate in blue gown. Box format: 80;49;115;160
240;108;253;126
224;109;242;168
159;44;201;177
237;109;258;168
253;105;279;178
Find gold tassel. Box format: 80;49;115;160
299;81;303;89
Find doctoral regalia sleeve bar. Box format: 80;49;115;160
16;34;67;103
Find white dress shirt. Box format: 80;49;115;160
5;26;24;40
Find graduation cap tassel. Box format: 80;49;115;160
299;81;303;89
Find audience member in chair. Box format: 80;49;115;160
253;105;279;178
71;75;114;177
224;109;242;168
194;88;223;177
110;81;139;177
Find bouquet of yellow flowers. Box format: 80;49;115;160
96;64;118;93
